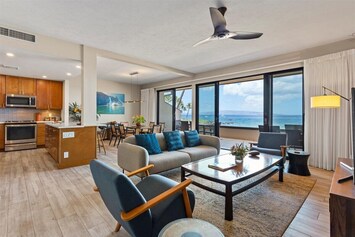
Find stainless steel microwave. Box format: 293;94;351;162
6;94;36;108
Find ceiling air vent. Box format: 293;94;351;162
0;27;35;42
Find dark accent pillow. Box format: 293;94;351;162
163;131;184;151
184;130;201;147
135;134;162;155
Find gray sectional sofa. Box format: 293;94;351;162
117;132;220;174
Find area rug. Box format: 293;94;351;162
158;169;316;237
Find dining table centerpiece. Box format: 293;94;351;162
231;143;249;163
132;115;146;127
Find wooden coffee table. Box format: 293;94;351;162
181;153;284;221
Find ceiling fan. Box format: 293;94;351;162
193;7;263;47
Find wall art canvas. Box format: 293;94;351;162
97;92;125;114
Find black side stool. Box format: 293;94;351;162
287;150;311;176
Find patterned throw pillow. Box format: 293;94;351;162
163;131;184;151
184;130;201;147
135;134;162;155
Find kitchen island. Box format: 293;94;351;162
45;123;97;168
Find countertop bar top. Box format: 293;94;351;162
46;123;85;129
0;121;97;129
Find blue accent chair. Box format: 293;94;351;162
250;132;288;157
90;160;195;237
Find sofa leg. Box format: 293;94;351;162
114;222;121;232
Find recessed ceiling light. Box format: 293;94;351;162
66;73;72;76
76;65;81;69
6;52;15;57
42;75;47;78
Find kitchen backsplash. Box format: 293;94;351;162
0;108;61;122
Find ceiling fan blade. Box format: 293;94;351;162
193;37;213;47
210;7;226;29
230;32;263;40
218;7;227;16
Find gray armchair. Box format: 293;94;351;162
250;132;288;157
90;160;195;237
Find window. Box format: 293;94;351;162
272;71;303;129
219;77;263;128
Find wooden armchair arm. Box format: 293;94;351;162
126;164;154;177
121;179;193;221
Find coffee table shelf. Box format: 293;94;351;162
181;153;284;221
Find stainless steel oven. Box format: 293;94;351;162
5;121;37;151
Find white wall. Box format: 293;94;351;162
69;75;82;105
68;77;140;125
97;80;140;124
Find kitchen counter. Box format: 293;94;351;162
45;122;84;129
45;124;97;168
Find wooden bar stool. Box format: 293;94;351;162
97;128;106;154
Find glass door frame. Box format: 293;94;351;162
195;81;220;137
157;89;176;131
156;86;193;131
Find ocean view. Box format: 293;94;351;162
181;114;302;128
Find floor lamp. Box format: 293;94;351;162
311;86;353;183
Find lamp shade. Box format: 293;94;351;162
310;95;341;108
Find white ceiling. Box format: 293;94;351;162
0;0;354;84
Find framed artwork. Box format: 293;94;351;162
97;92;125;114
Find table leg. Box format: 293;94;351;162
225;184;233;221
181;168;186;182
279;158;284;182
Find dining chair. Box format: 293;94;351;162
97;128;106;154
134;127;142;135
109;122;120;146
159;122;165;132
117;124;127;146
152;124;162;133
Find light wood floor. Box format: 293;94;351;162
0;141;333;237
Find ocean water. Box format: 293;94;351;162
181;114;302;128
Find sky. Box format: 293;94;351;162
176;73;303;116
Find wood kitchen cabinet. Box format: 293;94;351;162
45;125;59;161
49;81;63;110
5;76;36;96
37;123;46;146
36;80;63;110
0;124;4;150
0;75;5;107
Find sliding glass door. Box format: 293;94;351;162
196;82;219;136
158;90;174;131
272;70;304;148
175;88;192;131
157;87;192;132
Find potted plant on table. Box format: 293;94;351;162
231;143;249;163
132;115;146;127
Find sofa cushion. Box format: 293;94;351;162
184;130;201;147
149;151;191;173
135;134;162;155
178;145;218;162
163;131;184;151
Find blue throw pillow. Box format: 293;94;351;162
135;134;162;155
163;131;184;151
184;130;201;147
